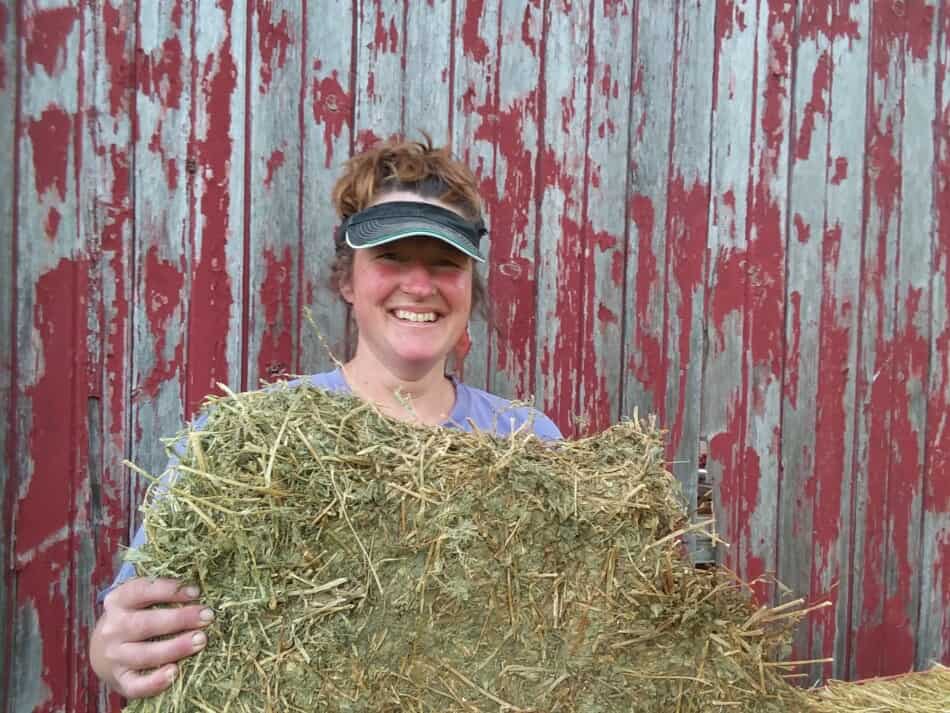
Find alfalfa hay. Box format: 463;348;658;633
123;383;813;713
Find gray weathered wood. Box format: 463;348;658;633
534;0;592;433
354;0;404;144
12;2;85;709
578;0;634;434
449;0;498;391
403;0;452;140
917;2;950;671
300;0;354;372
246;1;303;388
0;0;15;704
484;0;544;405
622;5;676;423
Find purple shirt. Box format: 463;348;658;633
105;370;561;596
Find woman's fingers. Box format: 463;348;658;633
119;629;209;671
104;578;200;611
114;663;180;700
123;604;214;642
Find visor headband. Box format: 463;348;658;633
338;201;487;254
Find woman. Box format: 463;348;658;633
89;138;561;698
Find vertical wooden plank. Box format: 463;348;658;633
403;0;452;139
918;0;950;671
12;2;89;710
850;0;939;680
450;0;499;390
484;1;544;406
84;1;136;709
534;0;591;435
706;0;793;598
780;1;869;682
300;0;354;370
660;1;715;512
246;0;301;387
130;0;192;513
623;4;675;426
0;0;15;705
575;0;634;434
353;0;403;146
186;0;246;412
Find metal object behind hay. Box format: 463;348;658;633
123;384;815;713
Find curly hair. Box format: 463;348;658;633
329;136;488;321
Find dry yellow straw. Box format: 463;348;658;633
806;665;950;713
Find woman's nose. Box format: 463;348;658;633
400;261;436;296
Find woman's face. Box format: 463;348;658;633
339;192;474;377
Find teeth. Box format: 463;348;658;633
394;310;437;323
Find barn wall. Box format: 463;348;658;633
1;1;948;709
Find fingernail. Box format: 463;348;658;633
199;608;215;623
183;585;200;599
192;631;207;649
166;665;178;682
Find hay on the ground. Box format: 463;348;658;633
804;665;950;713
123;383;821;712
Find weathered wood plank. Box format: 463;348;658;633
660;0;715;513
704;0;756;572
246;0;301;388
0;0;15;706
622;3;675;429
185;0;246;412
534;0;591;435
12;3;88;710
450;0;498;389
780;1;869;683
353;0;403;147
83;2;136;708
850;0;939;680
403;0;452;139
483;1;544;406
130;0;193;518
300;0;354;371
575;0;634;434
917;1;950;671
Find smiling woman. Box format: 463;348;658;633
88;136;561;701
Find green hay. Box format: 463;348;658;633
123;383;815;713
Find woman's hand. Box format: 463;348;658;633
89;578;214;699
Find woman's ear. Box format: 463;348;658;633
339;274;354;304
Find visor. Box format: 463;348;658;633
339;201;486;262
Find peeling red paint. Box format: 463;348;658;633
831;156;848;184
138;37;185;109
796;50;831;161
148;125;179;191
666;175;709;448
804;222;851;678
44;206;61;240
24;5;78;77
784;289;801;409
799;0;861;42
597;302;617;326
312;71;353;168
140;246;184;397
627;194;663;405
27;105;72;200
373;2;399;54
17;258;90;713
171;0;184;29
257;246;295;382
355;128;383;152
793;213;810;243
521;3;540;56
102;2;131;117
717;0;747;42
264;149;285;188
102;145;132;436
871;0;935;81
473;93;540;396
188;10;239;416
257;4;293;93
461;0;489;62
